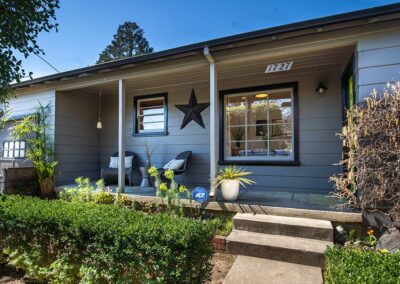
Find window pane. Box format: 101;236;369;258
14;150;19;157
14;141;20;149
270;140;292;157
3;150;8;158
4;142;8;150
270;123;291;140
225;141;245;157
224;88;293;161
137;97;165;133
226;111;245;126
9;141;14;150
226;126;245;143
8;150;13;158
20;141;25;149
20;150;25;158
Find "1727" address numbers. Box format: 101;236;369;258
265;61;293;73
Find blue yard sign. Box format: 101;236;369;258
192;187;208;203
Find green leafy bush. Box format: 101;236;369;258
59;177;119;206
0;195;217;283
324;246;400;284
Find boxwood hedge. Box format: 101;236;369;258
0;195;216;283
324;246;400;284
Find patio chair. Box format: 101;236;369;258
159;151;192;177
101;151;135;186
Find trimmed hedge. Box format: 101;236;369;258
0;195;216;283
324;246;400;284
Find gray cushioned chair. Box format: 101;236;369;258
158;151;192;178
101;151;135;186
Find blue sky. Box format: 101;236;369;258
23;0;399;79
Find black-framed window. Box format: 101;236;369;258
133;93;168;136
2;140;26;159
341;56;355;122
219;82;299;166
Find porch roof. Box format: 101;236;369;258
16;3;400;89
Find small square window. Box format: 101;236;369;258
134;93;168;136
2;140;26;159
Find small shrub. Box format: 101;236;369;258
148;167;191;215
324;246;400;284
0;195;217;283
59;177;117;205
215;219;233;236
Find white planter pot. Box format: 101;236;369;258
221;179;240;202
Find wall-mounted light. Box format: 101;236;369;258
97;90;102;130
315;82;328;94
255;93;268;99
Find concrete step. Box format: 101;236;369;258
223;255;323;284
226;230;332;267
233;213;333;241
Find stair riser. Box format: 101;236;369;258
234;219;333;241
227;241;326;268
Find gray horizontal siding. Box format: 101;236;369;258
356;28;400;101
54;91;100;184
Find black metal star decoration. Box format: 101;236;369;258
175;89;210;129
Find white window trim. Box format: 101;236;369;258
224;87;295;162
136;96;166;134
2;140;26;159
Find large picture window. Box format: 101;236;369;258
133;93;168;136
2;140;26;159
220;83;299;165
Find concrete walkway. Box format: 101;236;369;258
223;255;323;284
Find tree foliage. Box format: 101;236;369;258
0;0;59;110
331;83;400;226
97;21;153;64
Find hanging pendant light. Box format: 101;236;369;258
97;90;102;130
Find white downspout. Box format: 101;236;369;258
204;47;218;198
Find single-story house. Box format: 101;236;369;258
2;4;400;209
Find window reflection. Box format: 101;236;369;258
224;88;293;161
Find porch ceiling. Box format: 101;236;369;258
74;45;353;96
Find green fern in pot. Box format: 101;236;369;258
213;166;255;202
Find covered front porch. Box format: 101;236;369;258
53;41;355;211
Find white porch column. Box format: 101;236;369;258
204;47;218;197
118;79;126;193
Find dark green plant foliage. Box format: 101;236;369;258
0;195;216;283
0;0;59;108
324;246;400;284
97;21;153;64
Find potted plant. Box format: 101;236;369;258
13;103;57;198
143;140;154;169
213;166;255;202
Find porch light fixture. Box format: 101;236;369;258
315;82;328;94
97;90;102;130
255;93;268;99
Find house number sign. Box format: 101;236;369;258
265;61;293;73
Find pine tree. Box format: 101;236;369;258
97;21;153;64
